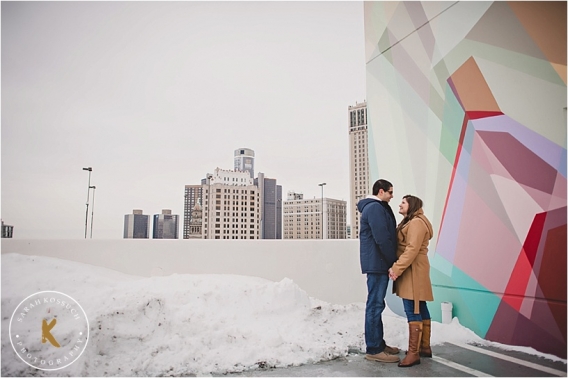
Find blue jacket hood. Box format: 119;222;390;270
357;196;380;213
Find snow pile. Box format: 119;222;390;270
0;253;553;376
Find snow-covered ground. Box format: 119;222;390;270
1;253;564;376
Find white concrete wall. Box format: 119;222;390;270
1;239;367;305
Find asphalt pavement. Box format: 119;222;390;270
220;342;567;377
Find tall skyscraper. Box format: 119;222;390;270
153;209;179;239
202;168;260;239
283;191;347;239
348;101;369;239
183;185;203;239
123;210;150;238
234;148;255;178
276;185;282;239
255;172;282;239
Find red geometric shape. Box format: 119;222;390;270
487;298;567;358
537;221;567;305
466;110;503;120
511;300;567;358
486;299;520;344
500;207;566;341
536;207;567;303
530;298;567;347
530;207;566;347
540;223;568;343
502;249;533;311
523;212;547;266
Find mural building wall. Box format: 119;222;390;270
364;1;566;357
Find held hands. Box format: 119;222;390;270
388;268;398;281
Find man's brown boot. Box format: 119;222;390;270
384;344;400;354
398;321;422;367
365;351;400;363
420;319;432;357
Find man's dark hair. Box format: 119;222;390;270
372;179;393;195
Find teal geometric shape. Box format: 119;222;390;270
431;251;454;276
431;259;501;337
440;84;465;165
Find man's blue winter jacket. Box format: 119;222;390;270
357;196;397;274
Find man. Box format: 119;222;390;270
357;179;400;363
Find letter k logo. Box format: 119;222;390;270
41;319;60;348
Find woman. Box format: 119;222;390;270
388;195;434;368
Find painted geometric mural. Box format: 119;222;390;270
365;1;566;357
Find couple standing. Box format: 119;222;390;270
357;179;434;368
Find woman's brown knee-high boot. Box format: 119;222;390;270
398;321;422;367
420;319;432;357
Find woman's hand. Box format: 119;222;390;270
388;268;398;281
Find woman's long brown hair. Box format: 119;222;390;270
397;194;423;231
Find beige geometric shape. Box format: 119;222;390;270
551;62;567;85
491;175;544;242
550;172;568;211
519;272;537;318
519;184;556;212
450;57;501;113
508;2;567;66
474;57;567;147
429;1;492;66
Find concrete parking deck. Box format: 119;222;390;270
222;342;567;377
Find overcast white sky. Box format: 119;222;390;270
1;1;366;239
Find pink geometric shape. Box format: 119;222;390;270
477;131;558;194
436;173;467;263
473;116;565;174
453;186;522;293
473;131;515;179
471;132;494;174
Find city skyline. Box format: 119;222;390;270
2;2;366;239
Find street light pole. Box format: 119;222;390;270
82;167;92;239
89;186;96;238
318;182;326;239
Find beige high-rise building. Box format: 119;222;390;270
283;191;347;239
202;168;261;239
348;101;369;239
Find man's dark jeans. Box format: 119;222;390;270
365;273;389;354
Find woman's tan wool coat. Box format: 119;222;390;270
391;208;434;314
